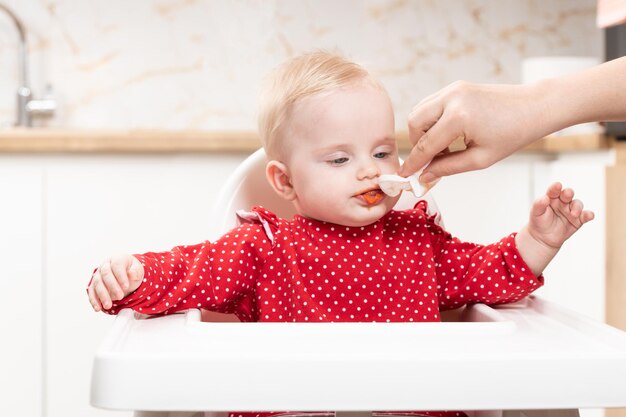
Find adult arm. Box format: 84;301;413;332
400;56;626;181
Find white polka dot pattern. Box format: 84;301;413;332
105;202;543;323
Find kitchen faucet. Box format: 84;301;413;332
0;3;56;127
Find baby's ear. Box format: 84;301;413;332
266;160;296;201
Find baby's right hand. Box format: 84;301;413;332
87;255;144;312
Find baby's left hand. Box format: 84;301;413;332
527;182;594;249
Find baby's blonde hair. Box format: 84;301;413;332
258;51;382;159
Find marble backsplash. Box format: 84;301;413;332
0;0;603;130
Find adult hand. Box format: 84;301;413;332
399;81;551;182
401;57;626;182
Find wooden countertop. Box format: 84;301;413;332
0;129;262;153
0;128;613;154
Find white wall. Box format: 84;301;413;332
0;0;603;130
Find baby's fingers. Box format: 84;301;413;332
530;195;550;217
99;261;125;304
87;277;103;312
545;182;563;199
565;199;595;228
92;274;113;310
110;258;131;293
96;283;113;310
581;210;595;224
559;187;575;205
570;199;583;218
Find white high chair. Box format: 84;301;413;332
90;149;626;417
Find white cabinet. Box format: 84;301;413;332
0;157;43;417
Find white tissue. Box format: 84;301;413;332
378;173;438;198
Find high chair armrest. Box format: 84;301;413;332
91;297;626;412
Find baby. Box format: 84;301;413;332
87;52;593;416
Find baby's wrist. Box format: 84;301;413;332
515;226;560;276
526;226;564;251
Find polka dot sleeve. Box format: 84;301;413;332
103;223;272;316
426;220;544;310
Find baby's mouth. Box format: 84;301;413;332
356;189;385;206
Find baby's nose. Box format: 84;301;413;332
358;160;382;179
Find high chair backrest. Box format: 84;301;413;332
213;148;443;236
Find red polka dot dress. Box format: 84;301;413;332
107;202;542;319
101;202;543;417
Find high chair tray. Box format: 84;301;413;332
91;296;626;412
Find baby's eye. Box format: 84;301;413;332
329;157;349;165
373;152;390;159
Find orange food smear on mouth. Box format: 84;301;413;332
362;190;384;205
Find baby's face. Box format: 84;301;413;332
284;82;401;227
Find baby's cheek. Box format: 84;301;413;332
382;161;400;174
306;187;337;210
